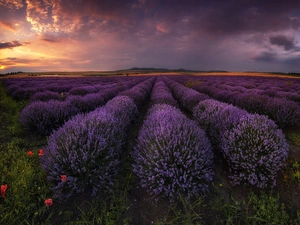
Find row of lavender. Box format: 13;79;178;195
163;77;289;188
3;76;135;101
18;78;148;136
186;75;300;102
132;77;213;202
41;77;156;200
173;75;300;128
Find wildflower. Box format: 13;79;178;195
61;175;67;182
1;184;8;198
38;149;44;156
44;198;53;207
27;150;33;156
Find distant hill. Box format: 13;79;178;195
122;67;200;72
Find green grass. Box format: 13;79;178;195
288;133;300;146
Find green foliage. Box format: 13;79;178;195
209;183;249;225
0;81;28;136
156;196;204;225
288;132;300;146
284;159;300;188
290;161;300;185
249;191;291;225
0;82;53;224
73;151;134;225
0;141;53;224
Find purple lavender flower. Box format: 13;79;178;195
163;77;209;111
31;90;63;102
132;104;214;202
42;96;138;201
210;105;248;146
42;109;122;200
20;100;80;136
220;114;289;188
192;99;229;133
118;77;156;108
150;77;178;107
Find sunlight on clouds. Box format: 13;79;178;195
0;19;16;32
0;0;24;10
0;66;5;69
14;47;63;59
156;22;169;34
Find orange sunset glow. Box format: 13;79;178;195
1;0;300;73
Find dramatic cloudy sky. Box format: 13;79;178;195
1;0;300;73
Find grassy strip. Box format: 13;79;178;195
0;81;54;224
0;81;28;137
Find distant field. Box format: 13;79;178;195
2;70;300;79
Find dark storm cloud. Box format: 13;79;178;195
0;41;23;49
189;0;300;35
253;52;277;62
13;0;300;38
283;55;300;65
269;35;296;51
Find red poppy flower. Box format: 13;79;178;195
61;175;67;182
44;198;53;207
38;149;44;156
27;151;33;156
1;184;8;198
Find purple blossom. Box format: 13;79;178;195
20;100;80;136
192;99;229;133
220;114;289;188
132;104;214;202
41;96;138;200
30;90;64;102
118;77;156;108
210;105;248;146
163;77;210;111
150;77;178;107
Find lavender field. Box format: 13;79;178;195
1;74;300;224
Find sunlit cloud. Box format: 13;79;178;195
0;19;15;31
1;0;300;73
0;0;24;10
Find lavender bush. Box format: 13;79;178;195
102;96;139;129
220;114;289;188
210;105;248;146
30;90;64;102
68;86;98;96
192;99;229;133
163;77;209;111
132;104;214;202
42;109;123;200
42;96;138;200
150;77;178;107
263;97;300;127
118;77;155;108
20;100;80;136
146;103;181;116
